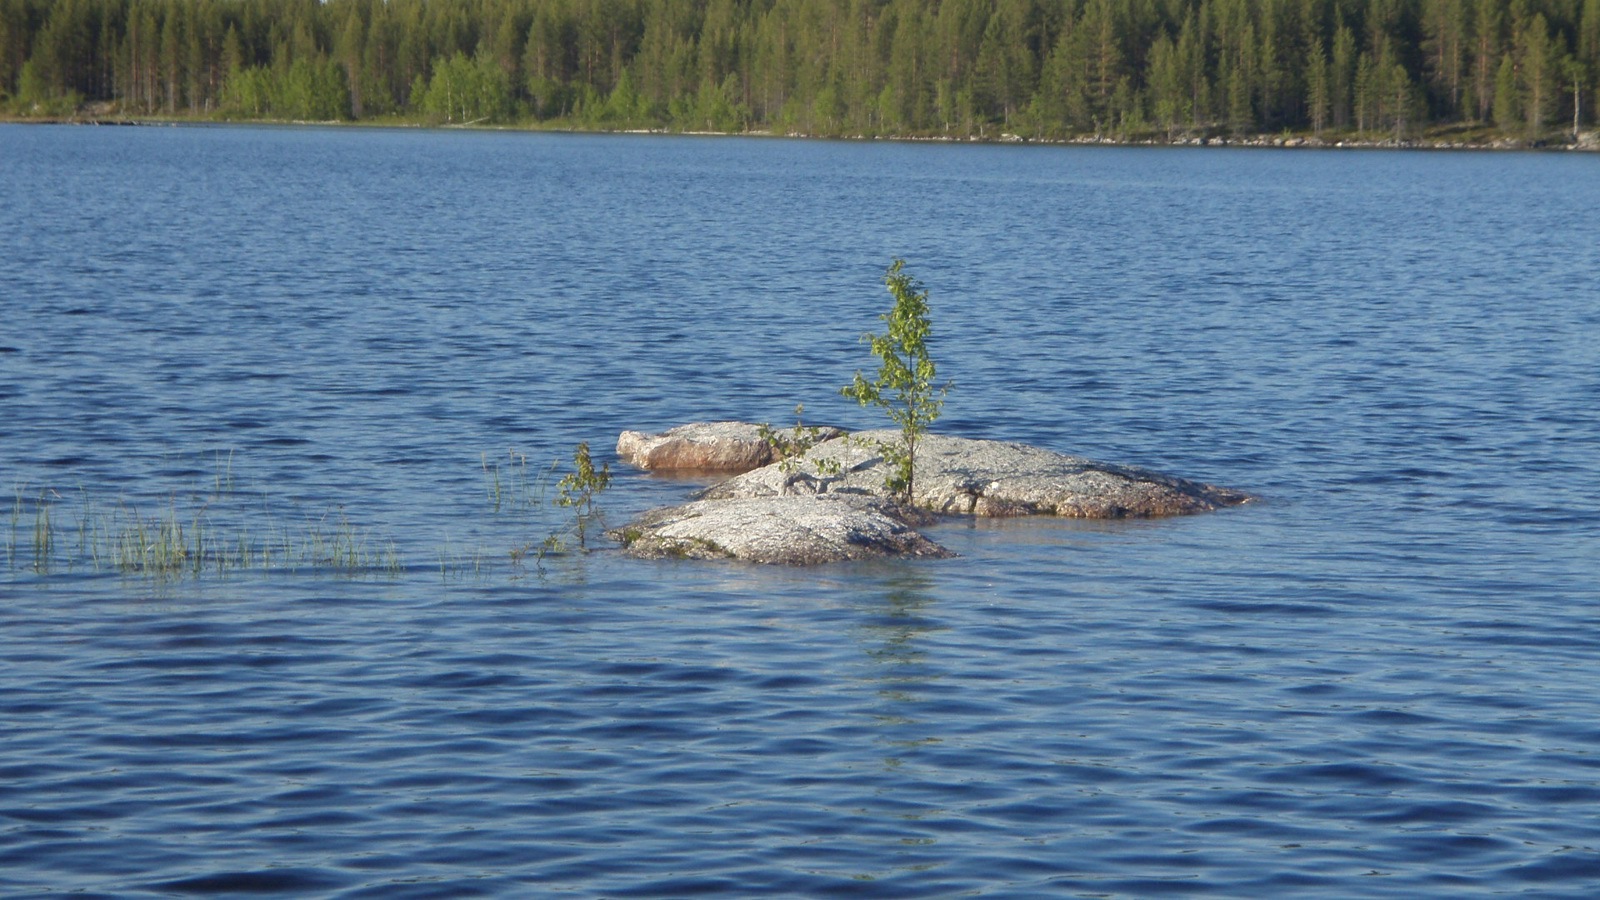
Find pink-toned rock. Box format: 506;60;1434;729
616;421;843;473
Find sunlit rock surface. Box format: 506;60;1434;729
610;495;954;565
611;426;1252;565
616;420;844;472
698;430;1253;518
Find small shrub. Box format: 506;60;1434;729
554;441;611;549
841;259;949;502
760;404;843;476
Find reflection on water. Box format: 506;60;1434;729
858;572;942;769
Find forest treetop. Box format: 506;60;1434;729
3;0;1596;144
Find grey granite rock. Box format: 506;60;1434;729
609;426;1251;566
698;431;1253;518
610;494;955;565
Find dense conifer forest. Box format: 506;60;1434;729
3;0;1597;144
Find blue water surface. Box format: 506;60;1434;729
2;123;1599;896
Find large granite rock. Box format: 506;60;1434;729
616;420;845;472
609;426;1252;566
610;495;955;565
697;430;1253;518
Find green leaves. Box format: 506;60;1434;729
555;442;611;549
842;259;949;503
760;404;842;476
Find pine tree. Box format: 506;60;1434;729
1518;13;1556;140
1355;50;1376;132
1471;0;1505;121
159;7;181;112
1307;35;1331;134
1149;32;1186;139
1083;0;1122;131
1424;0;1468;118
1332;23;1357;128
1583;0;1600;123
1493;52;1520;130
1176;11;1209;132
337;10;363;119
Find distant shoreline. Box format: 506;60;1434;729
7;113;1598;154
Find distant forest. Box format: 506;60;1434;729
3;0;1597;143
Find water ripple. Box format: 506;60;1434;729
3;125;1599;896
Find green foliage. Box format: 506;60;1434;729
222;60;349;121
759;404;844;476
415;52;512;124
7;59;81;117
1495;53;1522;131
4;0;1599;141
842;259;948;503
554;441;611;549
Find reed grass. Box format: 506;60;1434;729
6;446;593;585
437;533;491;581
32;491;55;574
482;449;556;513
7;487;19;570
213;449;234;498
5;485;406;582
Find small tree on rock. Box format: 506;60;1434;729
842;259;949;503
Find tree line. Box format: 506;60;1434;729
4;0;1597;142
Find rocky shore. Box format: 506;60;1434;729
11;114;1597;154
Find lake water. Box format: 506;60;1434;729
3;123;1599;896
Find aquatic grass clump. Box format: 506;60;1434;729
32;490;56;574
131;503;401;579
4;480;408;583
6;445;617;585
482;448;557;513
437;534;492;581
7;488;64;575
212;449;235;498
104;501;400;579
110;503;213;577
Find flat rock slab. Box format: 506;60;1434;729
616;421;844;473
610;495;955;565
698;431;1253;518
